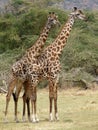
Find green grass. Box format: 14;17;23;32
0;88;98;130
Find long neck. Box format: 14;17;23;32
48;16;75;55
25;21;52;58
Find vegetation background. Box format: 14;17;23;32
0;0;98;90
0;1;98;129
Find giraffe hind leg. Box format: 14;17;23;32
49;79;59;121
22;93;26;122
4;78;17;122
49;97;53;121
13;79;23;122
26;98;31;122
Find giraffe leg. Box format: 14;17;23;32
22;93;26;122
26;98;31;122
30;87;35;122
31;100;36;122
49;78;59;121
49;97;53;121
49;81;54;121
54;80;59;121
31;93;39;122
13;80;23;122
34;84;39;122
33;100;36;122
54;92;59;121
14;98;19;122
4;78;17;122
22;80;30;122
31;101;39;123
30;85;39;123
27;75;39;123
34;99;39;122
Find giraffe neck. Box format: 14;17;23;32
25;21;52;59
47;16;75;55
13;22;52;75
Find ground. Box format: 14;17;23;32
0;88;98;130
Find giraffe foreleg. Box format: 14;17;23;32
49;76;59;121
34;99;39;122
31;85;39;123
54;90;59;121
49;97;53;121
54;75;59;121
49;81;54;121
31;100;36;123
26;98;31;122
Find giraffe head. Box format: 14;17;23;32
70;7;87;21
47;12;60;27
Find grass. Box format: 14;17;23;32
0;88;98;130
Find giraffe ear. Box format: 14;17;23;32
48;12;52;17
73;7;77;11
49;12;51;14
79;10;83;14
52;12;55;14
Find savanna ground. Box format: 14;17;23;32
0;88;98;130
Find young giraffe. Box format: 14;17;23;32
22;7;87;122
5;12;60;122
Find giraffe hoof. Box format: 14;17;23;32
22;119;26;122
55;113;59;121
31;118;39;123
49;118;53;122
14;117;19;123
55;117;59;121
32;120;36;123
31;115;39;123
16;120;19;123
49;113;53;122
28;118;31;122
36;118;39;122
4;118;8;123
31;118;36;123
22;116;26;122
15;119;19;123
50;119;53;122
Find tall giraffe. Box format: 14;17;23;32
5;12;60;122
22;7;87;122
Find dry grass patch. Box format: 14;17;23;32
0;88;98;130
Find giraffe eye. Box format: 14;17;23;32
77;14;80;16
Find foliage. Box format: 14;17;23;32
61;11;98;78
0;3;66;53
0;0;98;88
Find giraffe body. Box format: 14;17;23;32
22;7;86;121
5;7;86;122
5;12;60;122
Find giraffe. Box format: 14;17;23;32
4;12;60;122
22;7;87;122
